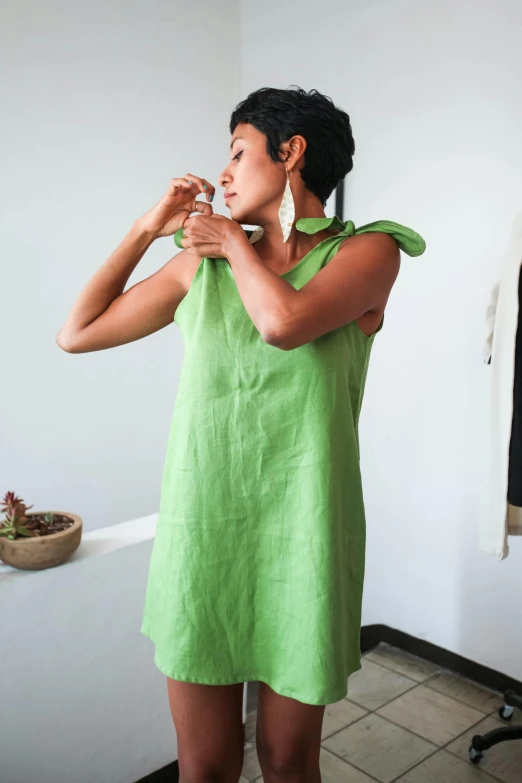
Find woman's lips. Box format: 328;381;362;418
224;193;236;201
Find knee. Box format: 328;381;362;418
262;760;305;779
179;758;242;783
257;743;310;779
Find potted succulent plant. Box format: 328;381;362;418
0;491;82;571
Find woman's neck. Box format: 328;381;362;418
253;203;331;267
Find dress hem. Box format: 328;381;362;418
140;624;362;707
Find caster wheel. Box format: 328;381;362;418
469;745;483;764
499;704;514;721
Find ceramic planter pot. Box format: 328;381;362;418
0;511;82;571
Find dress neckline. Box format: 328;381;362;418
247;215;353;278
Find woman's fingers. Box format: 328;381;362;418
167;178;196;195
183;173;215;202
167;176;213;203
192;200;214;217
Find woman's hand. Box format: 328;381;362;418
180;213;245;259
136;174;215;239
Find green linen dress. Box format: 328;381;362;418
140;216;426;705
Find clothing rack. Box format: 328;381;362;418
469;261;522;763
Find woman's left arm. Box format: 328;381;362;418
181;214;400;349
181;213;304;342
225;230;400;350
223;231;303;343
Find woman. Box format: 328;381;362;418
57;86;425;782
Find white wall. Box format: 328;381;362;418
0;0;241;534
240;0;522;681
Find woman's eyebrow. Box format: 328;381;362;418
230;136;244;150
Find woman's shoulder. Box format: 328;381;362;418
354;219;426;257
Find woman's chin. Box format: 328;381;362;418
228;203;255;226
227;202;244;222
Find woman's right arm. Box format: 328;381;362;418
56;222;192;353
56;174;214;353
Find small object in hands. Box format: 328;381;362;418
174;223;265;249
174;227;186;249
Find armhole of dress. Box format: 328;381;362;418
353;312;384;340
333;234;385;340
174;257;206;326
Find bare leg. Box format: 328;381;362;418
166;677;245;783
255;681;325;782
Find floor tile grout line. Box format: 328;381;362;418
361;662;516;743
348;680;422;714
317;744;384;783
361;709;447;748
327;708;506;783
362;654;426;685
387;744;442;783
322;682;489;753
393;681;495;720
321;695;450;783
322;718;479;783
440;711;508;750
361;661;461;696
321;694;447;780
388;744;502;783
440;716;511;783
320;709;374;742
365;651;505;706
363;655;449;688
320;705;508;765
365;698;502;754
423;680;504;712
443;747;507;783
360;668;500;722
363;650;444;677
388;707;512;783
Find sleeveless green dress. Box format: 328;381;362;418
140;216;426;705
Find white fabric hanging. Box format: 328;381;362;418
481;212;522;559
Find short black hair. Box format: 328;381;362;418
229;85;355;207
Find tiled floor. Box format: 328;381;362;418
239;643;522;782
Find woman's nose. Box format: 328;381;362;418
217;168;230;188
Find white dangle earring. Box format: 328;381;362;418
278;168;295;243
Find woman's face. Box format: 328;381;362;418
217;123;286;225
